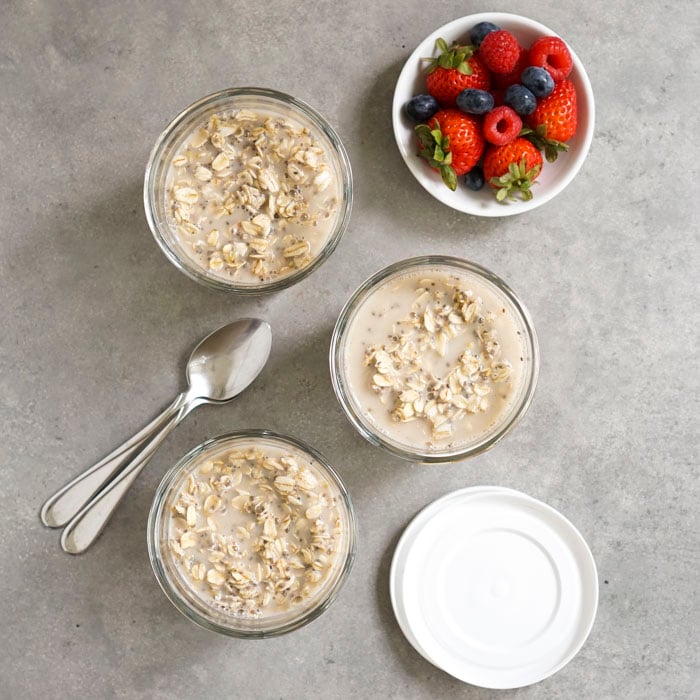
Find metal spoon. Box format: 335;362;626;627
40;318;272;553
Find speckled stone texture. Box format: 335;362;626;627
1;1;698;698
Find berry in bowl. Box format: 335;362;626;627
392;13;594;216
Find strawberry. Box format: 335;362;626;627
416;109;485;191
425;38;490;107
525;78;578;143
483;138;542;202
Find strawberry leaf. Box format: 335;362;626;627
544;144;560;163
456;61;473;75
416;118;461;191
439;164;457;191
435;38;449;54
520;125;568;162
415;124;434;147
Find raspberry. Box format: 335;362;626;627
483;105;522;145
478;30;521;74
528;36;573;82
493;46;528;89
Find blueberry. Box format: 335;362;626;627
470;21;500;47
404;94;440;123
464;165;485;191
520;66;555;98
504;84;537;116
456;88;494;115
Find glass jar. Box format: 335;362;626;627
144;88;353;293
147;430;356;637
330;256;539;463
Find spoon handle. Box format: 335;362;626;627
59;400;194;554
40;393;188;528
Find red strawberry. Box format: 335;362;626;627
528;36;573;82
483;138;543;201
478;29;521;74
416;109;485;190
425;38;490;107
526;78;578;142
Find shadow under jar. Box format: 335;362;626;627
144;88;353;293
148;430;356;637
330;256;539;463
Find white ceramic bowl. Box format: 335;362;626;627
392;13;594;217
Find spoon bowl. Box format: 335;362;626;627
186;318;272;402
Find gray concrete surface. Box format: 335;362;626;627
1;1;698;698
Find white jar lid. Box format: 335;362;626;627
390;486;598;689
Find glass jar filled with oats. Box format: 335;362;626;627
144;88;353;293
148;430;356;637
330;256;540;462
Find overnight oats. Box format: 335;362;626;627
144;88;352;293
330;257;539;462
148;431;356;637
